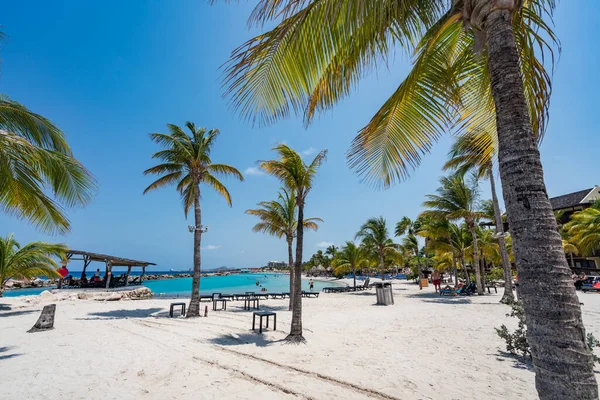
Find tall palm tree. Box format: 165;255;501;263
332;241;369;289
444;132;514;303
0;96;96;235
418;217;461;286
0;234;66;296
395;217;424;287
325;244;338;259
421;174;485;294
259;144;327;342
220;2;598;395
143;123;244;317
246;188;322;310
356;217;400;280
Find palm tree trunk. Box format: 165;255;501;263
187;184;202;317
416;251;423;289
484;6;597;397
353;267;356;289
287;201;305;342
379;252;385;281
468;221;483;295
570;252;574;268
461;251;470;285
489;167;515;303
287;238;294;311
450;243;459;286
481;255;486;289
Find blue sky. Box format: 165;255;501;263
1;1;599;271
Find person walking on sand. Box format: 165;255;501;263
432;269;441;293
309;279;314;291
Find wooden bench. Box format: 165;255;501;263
252;311;276;333
486;284;498;294
170;302;186;317
212;298;228;311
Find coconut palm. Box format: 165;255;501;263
356;217;400;280
565;202;600;257
395;217;425;287
0;234;66;296
0;96;96;235
444;132;514;303
259;144;327;342
325;244;338;258
418;218;461;286
421;174;485;294
143;123;244;317
220;2;597;394
246;188;322;310
332;241;369;289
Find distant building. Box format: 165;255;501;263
267;261;287;269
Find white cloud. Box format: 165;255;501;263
302;147;317;156
244;167;265;176
316;241;334;248
201;245;222;251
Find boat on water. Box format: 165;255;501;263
239;269;250;274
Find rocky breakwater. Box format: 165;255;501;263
142;273;192;281
19;287;153;305
4;277;56;290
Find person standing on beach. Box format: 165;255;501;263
309;279;314;291
432;269;441;293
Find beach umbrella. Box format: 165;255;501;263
57;267;69;278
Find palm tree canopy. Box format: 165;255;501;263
222;0;557;187
443;130;496;179
356;216;400;256
143;122;244;215
421;174;484;224
0;96;96;234
246;188;322;240
258;144;327;204
332;241;369;275
0;234;66;288
565;202;600;256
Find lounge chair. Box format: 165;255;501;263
302;291;320;298
440;282;475;296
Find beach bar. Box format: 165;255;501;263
65;250;156;289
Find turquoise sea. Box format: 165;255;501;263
2;273;339;298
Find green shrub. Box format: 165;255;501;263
495;301;530;358
487;267;504;281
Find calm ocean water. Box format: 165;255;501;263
3;273;339;298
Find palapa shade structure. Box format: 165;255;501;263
65;250;156;289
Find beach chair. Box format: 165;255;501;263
302;291;320;298
440;282;474;296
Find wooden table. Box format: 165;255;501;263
252;311;276;333
170;302;186;317
213;298;228;311
244;298;260;310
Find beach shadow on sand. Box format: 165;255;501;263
494;350;534;371
405;291;473;304
225;304;290;314
0;309;36;318
0;303;11;311
78;308;164;320
209;332;285;348
0;346;23;361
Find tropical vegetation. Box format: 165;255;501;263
143;122;244;317
0;234;66;297
356;217;401;280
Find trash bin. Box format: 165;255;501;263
375;282;394;305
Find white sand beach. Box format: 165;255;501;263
2;280;600;400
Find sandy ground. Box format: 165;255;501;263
2;280;600;400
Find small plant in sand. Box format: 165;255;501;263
495;301;530;358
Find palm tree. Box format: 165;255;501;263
418;217;461;286
395;217;424;287
143;122;244;317
565;202;600;257
246;188;322;310
444;132;514;303
325;244;338;259
0;96;96;235
220;3;598;395
259;144;327;342
421;174;485;294
0;234;66;296
356;217;400;280
332;242;369;289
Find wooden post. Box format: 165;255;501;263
140;266;146;283
125;265;132;286
81;258;90;279
105;261;112;289
28;304;56;333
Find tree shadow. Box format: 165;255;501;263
224;304;290;314
0;310;36;318
208;332;285;348
0;303;11;311
0;346;23;361
494;350;534;371
78;308;164;320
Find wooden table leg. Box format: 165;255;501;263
252;313;256;331
274;314;276;331
259;316;263;333
266;315;269;329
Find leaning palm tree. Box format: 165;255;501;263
356;217;400;280
0;96;96;235
0;234;66;296
220;2;597;394
246;188;322;310
259;144;327;342
444;132;514;303
143;123;244;317
421;174;485;294
332;241;369;289
395;217;424;287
